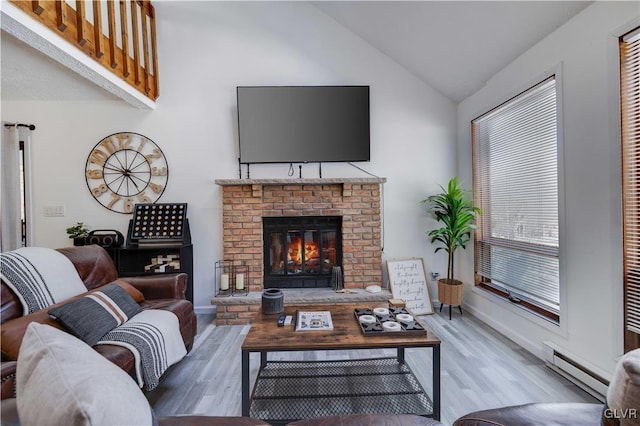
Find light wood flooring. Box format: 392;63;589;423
146;310;600;425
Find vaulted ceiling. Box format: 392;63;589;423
1;1;591;104
313;1;592;102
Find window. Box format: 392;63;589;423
1;123;34;251
472;76;560;322
621;27;640;352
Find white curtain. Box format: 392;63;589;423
1;124;33;252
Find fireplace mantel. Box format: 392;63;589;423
215;177;386;186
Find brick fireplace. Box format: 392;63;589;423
213;177;386;324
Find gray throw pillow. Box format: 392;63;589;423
16;323;153;425
48;283;142;346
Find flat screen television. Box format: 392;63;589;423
237;86;370;164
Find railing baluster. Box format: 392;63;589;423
76;1;87;46
149;2;159;97
140;1;150;94
131;1;141;85
31;1;44;15
55;0;67;31
106;1;118;68
9;0;159;101
93;0;104;59
119;1;130;77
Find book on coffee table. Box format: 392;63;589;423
295;311;333;331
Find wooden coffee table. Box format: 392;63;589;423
241;303;441;424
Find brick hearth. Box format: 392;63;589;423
213;177;386;325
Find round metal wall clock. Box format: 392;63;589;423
85;132;169;214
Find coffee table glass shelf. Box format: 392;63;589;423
241;303;441;425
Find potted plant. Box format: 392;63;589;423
423;177;480;318
66;222;89;246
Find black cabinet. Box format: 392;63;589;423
109;245;193;303
105;207;193;302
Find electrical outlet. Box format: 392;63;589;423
43;206;65;217
430;272;440;281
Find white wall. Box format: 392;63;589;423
457;1;639;375
2;1;457;311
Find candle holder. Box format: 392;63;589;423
233;260;249;296
215;260;232;297
331;266;343;291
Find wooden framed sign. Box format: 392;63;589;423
386;258;434;315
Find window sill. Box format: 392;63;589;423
471;284;566;337
476;282;559;323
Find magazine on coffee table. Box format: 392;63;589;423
295;311;334;331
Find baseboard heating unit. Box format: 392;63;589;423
542;342;609;401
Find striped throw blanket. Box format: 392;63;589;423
0;247;87;315
98;309;187;391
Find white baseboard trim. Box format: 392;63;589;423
463;303;545;360
194;305;217;315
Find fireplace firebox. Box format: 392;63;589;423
263;216;342;288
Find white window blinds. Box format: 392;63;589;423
621;27;640;349
472;76;560;319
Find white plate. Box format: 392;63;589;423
359;315;377;324
396;313;414;324
373;307;389;316
382;321;402;332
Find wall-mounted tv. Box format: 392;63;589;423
237;86;370;164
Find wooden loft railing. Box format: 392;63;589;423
9;0;159;101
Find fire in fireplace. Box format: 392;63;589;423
263;216;342;288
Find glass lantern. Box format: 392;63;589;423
233;260;249;296
215;260;232;297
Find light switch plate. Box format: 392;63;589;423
43;205;65;217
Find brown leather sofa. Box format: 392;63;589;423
453;402;604;426
0;245;197;397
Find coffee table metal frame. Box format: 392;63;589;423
241;304;441;422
